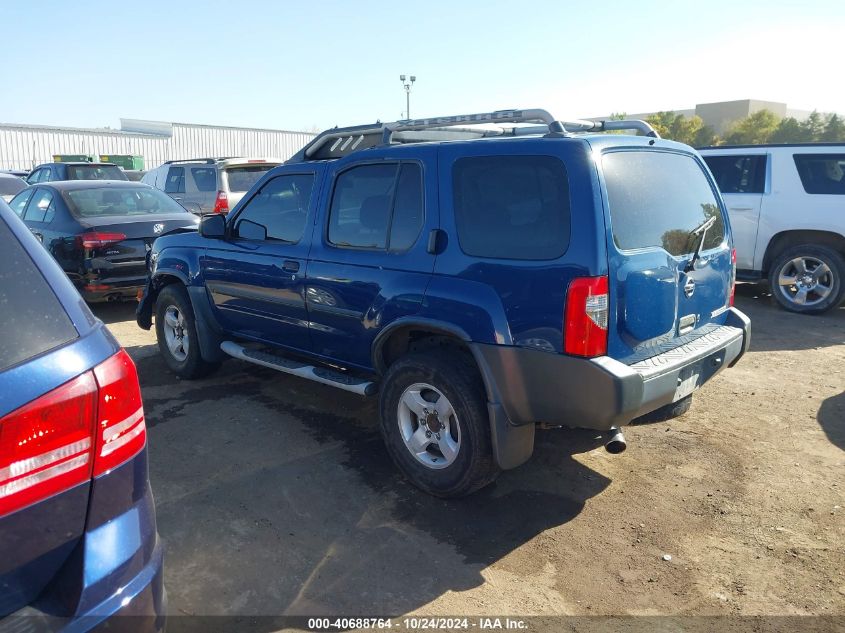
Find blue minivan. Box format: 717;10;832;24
0;200;165;630
138;109;750;498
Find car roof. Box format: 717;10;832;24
698;143;845;151
36;180;153;191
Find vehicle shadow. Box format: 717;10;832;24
137;354;612;618
89;301;138;325
817;391;845;452
733;283;845;352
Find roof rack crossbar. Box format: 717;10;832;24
558;119;660;138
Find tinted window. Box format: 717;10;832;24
328;164;396;249
389;164;424;251
703;155;766;194
225;166;275;192
191;167;217;192
0;176;26;197
0;216;77;372
452;155;570;260
603;151;725;255
9;189;33;217
65;186;190;217
26;169;45;184
165;167;185;194
235;174;314;242
24;189;54;222
66;165;127;181
793;154;845;195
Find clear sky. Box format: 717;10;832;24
1;0;842;132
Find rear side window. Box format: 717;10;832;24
226;165;275;192
9;189;33;217
328;163;424;251
23;190;54;223
66;165;127;181
603;151;725;255
703;155;766;194
165;167;185;194
235;174;314;242
0;218;77;372
191;167;217;192
452;155;570;260
793;154;845;195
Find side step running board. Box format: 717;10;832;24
220;341;377;396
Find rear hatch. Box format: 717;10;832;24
598;147;733;363
223;162;280;208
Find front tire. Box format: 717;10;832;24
379;351;499;498
155;284;220;379
768;244;845;314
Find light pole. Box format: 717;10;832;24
399;74;416;120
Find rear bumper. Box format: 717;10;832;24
475;307;751;440
79;279;145;303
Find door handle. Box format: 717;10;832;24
729;207;754;212
282;260;300;273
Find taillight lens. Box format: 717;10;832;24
79;232;126;249
564;276;609;357
92;350;146;477
729;248;737;307
0;350;146;517
213;190;229;214
0;373;97;517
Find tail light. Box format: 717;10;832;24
729;248;737;307
213;190;229;214
79;232;126;249
564;276;609;357
0;350;146;517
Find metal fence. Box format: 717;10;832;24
0;120;316;171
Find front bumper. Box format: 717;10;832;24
476;307;751;435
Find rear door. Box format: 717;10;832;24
702;152;767;270
599;148;733;363
186;165;218;213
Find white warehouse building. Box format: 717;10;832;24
0;118;316;171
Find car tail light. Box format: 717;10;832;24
79;232;126;249
564;276;609;357
729;248;737;307
213;190;229;214
92;350;146;477
0;350;146;517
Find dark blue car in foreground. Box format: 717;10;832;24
138;108;751;498
0;200;165;631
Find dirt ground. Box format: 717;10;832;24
94;284;844;623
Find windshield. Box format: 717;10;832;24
225;165;276;192
65;186;190;217
66;164;128;181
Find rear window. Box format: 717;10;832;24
225;165;276;192
0;214;77;372
452;155;570;260
191;167;217;192
793;154;845;195
66;165;127;181
65;187;189;217
603;151;725;256
0;176;26;197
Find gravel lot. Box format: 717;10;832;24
93;285;844;621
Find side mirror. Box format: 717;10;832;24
199;213;226;238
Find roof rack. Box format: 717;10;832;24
286;109;659;163
163;157;243;165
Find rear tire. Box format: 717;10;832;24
379;351;499;498
768;244;845;314
155;284;220;379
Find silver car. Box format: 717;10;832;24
141;157;281;214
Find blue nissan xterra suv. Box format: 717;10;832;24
137;109;751;498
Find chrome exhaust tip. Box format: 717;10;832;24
605;428;627;454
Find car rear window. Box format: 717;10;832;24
66;165;127;181
65;187;189;217
191;167;217;192
452;155;570;260
793;154;845;195
603;150;725;256
0;213;77;372
225;165;275;192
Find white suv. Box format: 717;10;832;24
699;144;845;314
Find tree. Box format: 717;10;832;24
800;111;826;140
821;113;845;142
645;112;716;146
769;117;813;143
723;109;780;145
